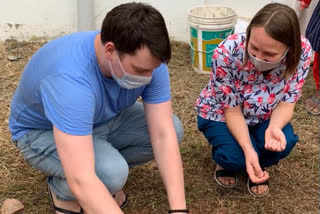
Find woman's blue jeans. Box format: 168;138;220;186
197;115;298;172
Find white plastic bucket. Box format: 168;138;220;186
187;5;237;74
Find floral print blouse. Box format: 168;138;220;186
195;33;312;125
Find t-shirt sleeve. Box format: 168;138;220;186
210;39;240;108
39;74;96;135
141;63;171;104
282;37;312;103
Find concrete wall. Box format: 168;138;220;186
0;0;77;41
95;0;271;42
0;0;315;42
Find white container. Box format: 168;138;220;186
187;5;237;74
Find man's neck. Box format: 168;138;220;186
94;34;112;78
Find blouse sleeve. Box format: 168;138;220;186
210;36;241;108
281;37;312;103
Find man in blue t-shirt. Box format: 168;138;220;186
9;3;188;214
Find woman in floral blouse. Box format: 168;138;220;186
195;3;312;197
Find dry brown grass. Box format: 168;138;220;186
0;40;318;214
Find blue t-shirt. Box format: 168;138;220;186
9;31;171;141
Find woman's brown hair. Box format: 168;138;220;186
243;3;301;79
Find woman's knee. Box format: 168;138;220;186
280;124;299;158
213;147;246;171
260;131;298;167
280;134;298;159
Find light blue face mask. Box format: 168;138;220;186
110;53;152;89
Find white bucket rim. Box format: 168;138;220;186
188;5;237;20
188;21;236;30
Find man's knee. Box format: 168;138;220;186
173;114;184;143
95;155;129;195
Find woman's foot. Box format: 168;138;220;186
247;178;269;197
214;164;237;187
305;90;320;115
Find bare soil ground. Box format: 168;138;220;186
0;40;319;214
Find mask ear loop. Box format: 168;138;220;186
115;52;127;76
282;48;289;58
110;51;126;79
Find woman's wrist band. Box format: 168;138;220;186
168;209;189;213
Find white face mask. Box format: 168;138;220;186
248;49;288;72
110;53;152;89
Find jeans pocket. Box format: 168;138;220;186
15;131;34;151
28;130;56;156
17;130;57;162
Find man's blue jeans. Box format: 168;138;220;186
14;102;184;201
197;115;298;172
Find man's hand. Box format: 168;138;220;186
53;126;123;214
245;149;269;183
265;127;286;152
144;101;186;211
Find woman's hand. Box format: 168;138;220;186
264;127;286;152
244;149;269;183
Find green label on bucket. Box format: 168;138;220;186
190;27;199;69
190;27;198;38
202;28;233;71
202;29;232;40
205;44;218;67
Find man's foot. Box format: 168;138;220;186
214;164;237;188
247;178;269;197
48;185;83;214
114;190;128;209
305;91;320;115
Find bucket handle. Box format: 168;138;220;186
189;43;215;53
189;26;235;54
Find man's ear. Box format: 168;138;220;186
104;42;116;59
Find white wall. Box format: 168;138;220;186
0;0;77;41
94;0;270;41
0;0;313;42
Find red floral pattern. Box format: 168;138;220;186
195;33;312;125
